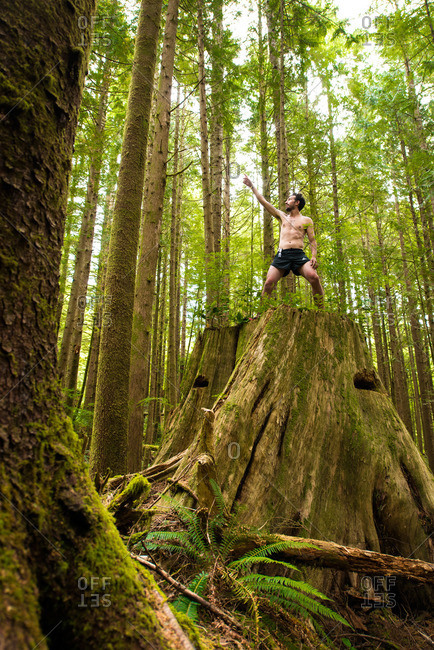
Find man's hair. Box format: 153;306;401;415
294;192;305;211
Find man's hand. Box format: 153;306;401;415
310;257;318;270
243;175;253;189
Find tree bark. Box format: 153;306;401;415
197;0;214;318
127;0;179;472
0;1;194;646
258;1;274;275
232;534;434;585
156;308;434;599
167;86;182;409
90;0;163;477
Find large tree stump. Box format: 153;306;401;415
157;323;255;459
158;307;434;600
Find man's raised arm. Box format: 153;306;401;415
243;175;281;219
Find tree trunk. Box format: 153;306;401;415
0;2;193;646
398;135;434;363
143;248;162;465
167;86;182;409
258;0;274;275
210;0;224;265
395;195;434;468
156;323;254;460
222;136;231;313
374;206;413;436
180;256;188;375
197;0;214;318
58;57;111;392
83;190;114;412
156;308;434;599
127;0;179;472
90;0;163;477
325;78;346;312
57;165;81;325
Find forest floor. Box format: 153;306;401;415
113;479;434;650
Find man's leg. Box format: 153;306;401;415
298;262;324;308
262;265;285;298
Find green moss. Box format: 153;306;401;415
108;475;151;514
170;607;213;649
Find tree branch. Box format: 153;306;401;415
131;554;244;631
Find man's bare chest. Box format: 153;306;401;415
281;217;306;235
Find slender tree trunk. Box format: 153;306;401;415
402;55;434;243
83;189;114;412
424;0;434;43
90;0;163;477
58;58;111;390
361;237;390;392
304;83;319;226
210;1;224;314
398;137;434;362
127;0;179;473
157;256;168;425
167;86;182;408
258;0;274;274
57;166;81;325
396;197;434;469
143;249;162;466
197;0;214;318
180;256;188;376
325;78;346;312
222;135;231;313
374;206;413;435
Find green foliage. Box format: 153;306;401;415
172;572;209;622
138;481;349;639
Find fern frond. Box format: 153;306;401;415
209;479;227;516
223;568;260;637
237;540;315;561
185;513;207;555
172;571;209;622
239;574;329;600
229;556;300;573
219;528;243;561
143;531;202;559
239;576;349;626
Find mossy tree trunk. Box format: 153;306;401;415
157;309;434;598
127;0;179;472
90;0;163;477
0;2;194;647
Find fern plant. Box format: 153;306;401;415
139;480;349;637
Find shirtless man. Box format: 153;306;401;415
243;175;324;307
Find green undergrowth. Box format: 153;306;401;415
132;480;350;647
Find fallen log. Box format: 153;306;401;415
234;533;434;585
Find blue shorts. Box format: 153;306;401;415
270;248;310;277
